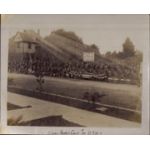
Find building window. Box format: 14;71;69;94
28;43;31;49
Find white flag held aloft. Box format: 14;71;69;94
83;52;95;62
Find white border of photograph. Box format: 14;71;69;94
0;14;149;135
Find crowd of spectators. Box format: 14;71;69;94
8;54;140;82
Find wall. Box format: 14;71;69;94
16;42;36;53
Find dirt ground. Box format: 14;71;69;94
8;73;141;110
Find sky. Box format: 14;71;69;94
2;14;149;54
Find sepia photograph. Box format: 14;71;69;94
1;14;149;134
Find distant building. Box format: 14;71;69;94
13;31;38;54
9;30;101;64
83;52;95;62
9;30;67;63
82;45;99;62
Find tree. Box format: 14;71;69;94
52;29;83;43
112;51;117;57
90;44;99;50
122;38;135;58
90;44;100;55
105;51;112;58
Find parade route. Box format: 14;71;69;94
8;92;140;127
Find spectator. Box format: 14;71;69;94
8;54;140;83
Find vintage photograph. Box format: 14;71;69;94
1;15;149;130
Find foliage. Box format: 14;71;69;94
105;37;136;59
122;37;135;58
89;44;100;55
52;29;83;44
90;44;99;50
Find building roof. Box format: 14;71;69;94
14;30;39;43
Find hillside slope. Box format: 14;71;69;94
45;29;101;62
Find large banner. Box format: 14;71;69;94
83;52;95;62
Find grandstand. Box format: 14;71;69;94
8;29;141;84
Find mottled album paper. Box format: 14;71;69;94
0;14;149;134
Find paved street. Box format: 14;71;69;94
8;92;140;127
9;73;141;97
8;73;141;110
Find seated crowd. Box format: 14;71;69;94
8;56;139;82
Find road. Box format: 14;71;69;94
9;73;140;96
8;92;140;127
8;73;141;110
